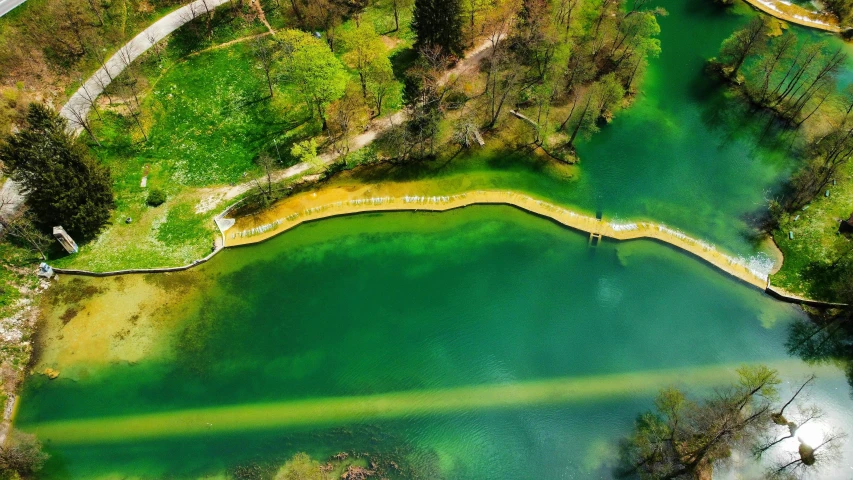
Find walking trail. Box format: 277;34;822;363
194;35;502;213
1;0;234;216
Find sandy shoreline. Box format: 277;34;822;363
226;188;771;289
742;0;842;33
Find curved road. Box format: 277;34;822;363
0;0;25;18
1;0;232;218
60;0;232;130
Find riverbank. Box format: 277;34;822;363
226;187;773;288
741;0;842;32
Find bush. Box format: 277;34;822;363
0;104;114;241
147;188;166;207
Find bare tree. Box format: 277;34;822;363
66;106;101;146
91;72;113;105
389;0;413;32
769;427;847;478
85;0;104;26
144;30;164;63
0;197;50;260
327;86;368;164
253;36;276;98
78;77;101;121
253;154;275;201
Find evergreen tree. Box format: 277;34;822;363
412;0;464;57
0;103;114;241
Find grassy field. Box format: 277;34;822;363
48;1;410;272
771;160;853;300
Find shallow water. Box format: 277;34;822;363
358;0;852;259
15;0;853;477
17;207;853;478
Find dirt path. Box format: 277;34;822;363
249;0;274;34
195;36;499;213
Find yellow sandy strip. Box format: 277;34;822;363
225;188;769;289
742;0;841;33
24;360;836;445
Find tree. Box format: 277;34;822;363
327;84;369;162
412;0;465;58
364;55;396;116
0;199;51;260
390;0;414;32
277;29;348;129
621;365;847;479
0;103;114;241
253;154;276;204
718;17;768;78
0;431;49;478
254;36;277;98
620;365;780;479
290;139;323;168
340;23;387;100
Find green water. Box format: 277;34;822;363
354;0;853;259
16;0;853;477
16;207;853;478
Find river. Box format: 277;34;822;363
13;0;853;478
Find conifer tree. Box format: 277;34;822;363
0;103;114;241
412;0;464;57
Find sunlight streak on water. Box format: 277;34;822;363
26;361;838;445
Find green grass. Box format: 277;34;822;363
49;0;414;272
770;161;853;300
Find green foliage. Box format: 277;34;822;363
340;23;396;109
0;103;114;241
412;0;464;57
0;431;49;479
277;30;349;124
290;139;320;166
146;188;167;207
718;17;768;77
156;203;212;245
620;366;781;479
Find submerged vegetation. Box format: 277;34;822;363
1;0;853;477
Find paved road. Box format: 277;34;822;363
60;0;232;131
0;0;232;221
0;0;25;18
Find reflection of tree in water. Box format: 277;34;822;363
786;309;853;394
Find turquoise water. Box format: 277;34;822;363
16;207;853;478
357;0;850;259
14;0;853;477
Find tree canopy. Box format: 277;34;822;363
277;29;349;128
620;366;846;479
412;0;465;57
0;103;114;241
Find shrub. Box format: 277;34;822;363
147;188;166;207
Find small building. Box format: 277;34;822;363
53;226;78;254
839;213;853;234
